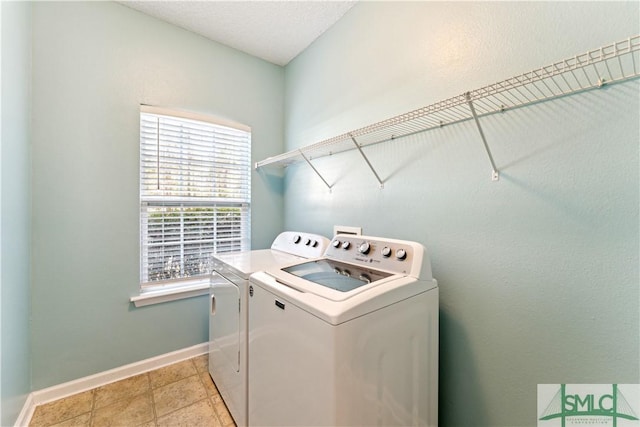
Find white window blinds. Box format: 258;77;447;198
140;107;251;287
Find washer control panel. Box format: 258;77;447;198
325;235;422;275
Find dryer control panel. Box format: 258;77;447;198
325;235;428;279
271;231;331;258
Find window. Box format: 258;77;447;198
139;106;251;290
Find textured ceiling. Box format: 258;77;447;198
119;1;357;66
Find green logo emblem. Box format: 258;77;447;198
538;384;639;427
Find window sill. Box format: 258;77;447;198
130;280;210;307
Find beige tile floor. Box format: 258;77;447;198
29;354;236;427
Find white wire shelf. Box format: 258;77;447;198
255;35;640;187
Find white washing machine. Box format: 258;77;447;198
209;231;330;427
248;234;438;427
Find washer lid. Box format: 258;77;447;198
265;261;404;303
251;270;435;325
282;259;392;293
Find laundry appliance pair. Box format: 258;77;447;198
210;232;438;427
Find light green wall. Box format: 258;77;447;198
21;1;640;423
31;1;284;389
283;2;639;425
1;1;32;425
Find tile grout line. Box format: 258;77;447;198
194;359;222;426
196;358;228;425
89;387;96;427
152;359;210;425
146;372;158;427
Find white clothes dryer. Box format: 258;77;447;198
208;231;329;427
248;234;438;427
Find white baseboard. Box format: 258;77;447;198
14;393;35;427
14;342;209;427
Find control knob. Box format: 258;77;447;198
293;234;301;244
341;241;351;250
305;238;311;246
381;246;392;258
358;242;371;255
332;239;341;248
396;248;407;260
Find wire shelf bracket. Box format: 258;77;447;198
299;149;332;192
255;35;640;186
466;92;500;181
350;135;384;189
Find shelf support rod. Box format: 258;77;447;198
299;150;332;191
466;92;500;181
350;135;384;189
